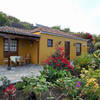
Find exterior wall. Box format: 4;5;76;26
0;32;88;65
33;32;87;64
0;37;4;64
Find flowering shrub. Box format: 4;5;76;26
80;68;100;99
43;45;73;71
4;84;16;100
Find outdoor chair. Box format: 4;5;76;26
3;58;8;65
19;56;26;66
25;54;31;64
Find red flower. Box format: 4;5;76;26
4;84;16;97
70;65;74;70
48;62;50;64
57;63;60;66
61;60;65;64
62;52;65;55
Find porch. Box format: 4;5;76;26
0;26;40;66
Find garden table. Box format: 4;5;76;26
10;56;21;66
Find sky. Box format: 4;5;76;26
0;0;100;35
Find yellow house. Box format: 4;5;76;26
0;26;88;66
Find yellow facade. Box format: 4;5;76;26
33;32;88;64
0;31;88;65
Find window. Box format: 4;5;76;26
76;43;81;56
47;39;53;47
4;39;17;52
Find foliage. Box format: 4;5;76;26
0;76;11;90
0;11;8;26
93;50;100;68
95;42;100;49
4;84;16;99
73;54;92;76
80;68;100;80
94;34;100;43
62;28;70;32
43;45;73;72
16;75;50;96
16;66;83;99
80;68;100;99
52;25;71;32
0;76;16;99
0;11;35;29
41;65;69;83
52;25;61;30
55;72;84;99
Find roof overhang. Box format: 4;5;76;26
40;31;88;41
0;31;40;40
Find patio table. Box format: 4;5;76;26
10;56;21;65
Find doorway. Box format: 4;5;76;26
65;41;70;60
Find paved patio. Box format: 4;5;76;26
0;64;43;85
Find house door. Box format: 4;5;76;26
65;41;70;60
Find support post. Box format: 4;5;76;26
37;40;39;64
7;38;11;70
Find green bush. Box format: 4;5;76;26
95;42;100;49
93;50;100;69
73;54;93;76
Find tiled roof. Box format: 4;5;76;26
0;26;40;37
0;26;87;41
31;27;87;41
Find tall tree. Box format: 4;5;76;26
0;11;8;26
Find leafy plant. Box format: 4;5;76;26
95;42;100;49
73;54;93;76
0;76;11;90
41;65;69;83
93;50;100;68
16;75;50;97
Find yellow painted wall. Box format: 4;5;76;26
33;32;87;64
0;32;87;65
0;37;4;64
18;39;38;64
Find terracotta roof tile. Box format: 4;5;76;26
0;26;40;37
31;27;87;41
